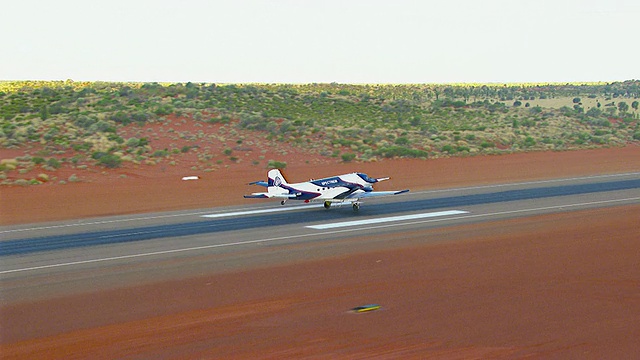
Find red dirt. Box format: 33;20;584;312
1;146;640;359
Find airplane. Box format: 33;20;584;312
244;169;409;211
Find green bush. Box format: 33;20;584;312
341;153;356;162
46;158;61;169
32;156;45;164
152;150;168;157
97;154;122;168
267;160;287;169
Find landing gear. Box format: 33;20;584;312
324;201;331;209
352;202;360;212
280;200;287;206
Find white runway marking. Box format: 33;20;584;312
201;205;322;218
1;197;639;275
306;210;469;230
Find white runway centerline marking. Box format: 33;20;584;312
201;205;323;218
306;210;469;230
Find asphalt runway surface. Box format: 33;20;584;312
1;172;639;303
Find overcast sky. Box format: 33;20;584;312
3;0;638;84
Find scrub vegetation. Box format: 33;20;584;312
1;80;639;185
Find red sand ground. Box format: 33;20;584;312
1;146;640;359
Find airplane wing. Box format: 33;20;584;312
345;189;409;199
248;180;269;187
243;192;301;199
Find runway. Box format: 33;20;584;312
1;173;638;298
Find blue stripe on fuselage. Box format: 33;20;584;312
280;184;320;200
311;176;360;190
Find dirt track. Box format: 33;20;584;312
1;146;640;359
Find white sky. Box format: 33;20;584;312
2;0;639;84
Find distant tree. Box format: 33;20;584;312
631;100;638;111
572;97;581;104
618;101;629;114
513;100;522;107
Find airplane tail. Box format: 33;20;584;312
267;169;288;188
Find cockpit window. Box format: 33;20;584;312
357;173;376;183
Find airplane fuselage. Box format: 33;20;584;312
245;170;407;211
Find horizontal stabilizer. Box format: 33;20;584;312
243;194;269;199
244;192;299;199
249;180;269;187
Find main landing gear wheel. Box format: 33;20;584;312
324;201;331;209
352;202;360;212
281;200;287;206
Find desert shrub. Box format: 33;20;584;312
97;154;122;168
376;146;428;158
43;127;60;141
46;158;61;169
110;111;131;124
126;137;141;147
154;104;174;116
529;106;542;114
267;160;287;169
441;144;455;153
585;107;602;117
92;151;107;160
341;153;356;162
88;120;115;133
74;115;98;129
72;142;93;152
523;136;536;147
586;118;611;127
395;136;410;145
32;156;45;164
131;112;151;124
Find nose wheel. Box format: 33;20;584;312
352;202;360;212
324;201;331;209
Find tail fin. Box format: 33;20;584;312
267;169;288;187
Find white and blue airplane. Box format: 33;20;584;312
244;169;409;211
